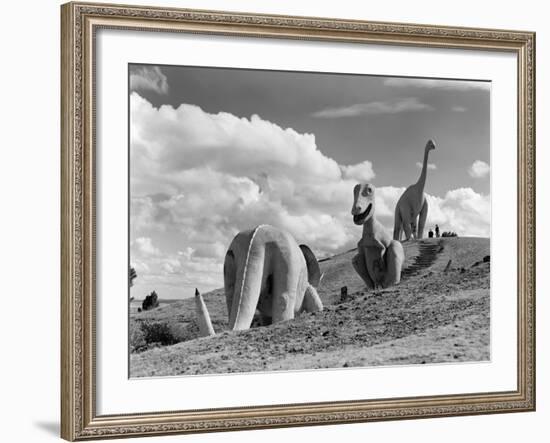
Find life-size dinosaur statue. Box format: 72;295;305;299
222;225;323;330
393;139;436;241
352;183;404;289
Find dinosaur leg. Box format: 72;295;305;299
302;284;323;313
393;207;403;241
401;215;413;241
271;289;296;323
228;242;266;330
382;240;405;287
410;220;418;240
271;257;300;324
417;199;428;239
352;251;375;289
223;250;236;318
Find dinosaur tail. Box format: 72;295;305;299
229;226;265;330
393;205;402;241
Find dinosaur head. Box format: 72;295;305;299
426;139;436;151
351;183;375;225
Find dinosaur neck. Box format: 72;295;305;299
416;148;431;190
362;215;376;237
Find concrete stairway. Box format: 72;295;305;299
402;240;443;279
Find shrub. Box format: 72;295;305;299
140;321;177;347
129;321;146;352
142;290;159;311
441;231;458;237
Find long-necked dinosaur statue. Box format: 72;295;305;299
352;183;404;289
195;225;324;333
223;225;323;330
393;139;436;241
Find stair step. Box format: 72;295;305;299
401;240;443;280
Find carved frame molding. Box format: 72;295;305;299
61;2;535;440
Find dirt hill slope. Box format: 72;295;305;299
130;237;490;377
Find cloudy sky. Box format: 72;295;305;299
129;64;490;300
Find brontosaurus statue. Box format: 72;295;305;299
352;183;404;289
223;225;323;330
393;139;436;241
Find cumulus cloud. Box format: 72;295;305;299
130;66;169;94
312;97;433;118
341;161;375;182
131;93;342;192
384;77;491;91
468;160;490;178
425;188;490;237
363;185;490;239
134;237;160;256
416;162;437;171
130;93;364;297
130;92;490;298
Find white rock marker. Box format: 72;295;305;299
194;288;215;337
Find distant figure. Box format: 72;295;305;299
435;224;440;238
428;229;434;238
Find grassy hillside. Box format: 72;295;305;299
130;237;490;377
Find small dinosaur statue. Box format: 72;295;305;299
223;225;323;330
351;183;404;289
393;139;436;241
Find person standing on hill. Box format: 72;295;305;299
435;224;440;238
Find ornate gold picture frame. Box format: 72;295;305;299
61;1;535;440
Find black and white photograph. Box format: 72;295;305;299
128;64;491;377
1;0;544;440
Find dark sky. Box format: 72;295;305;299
134;64;490;196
